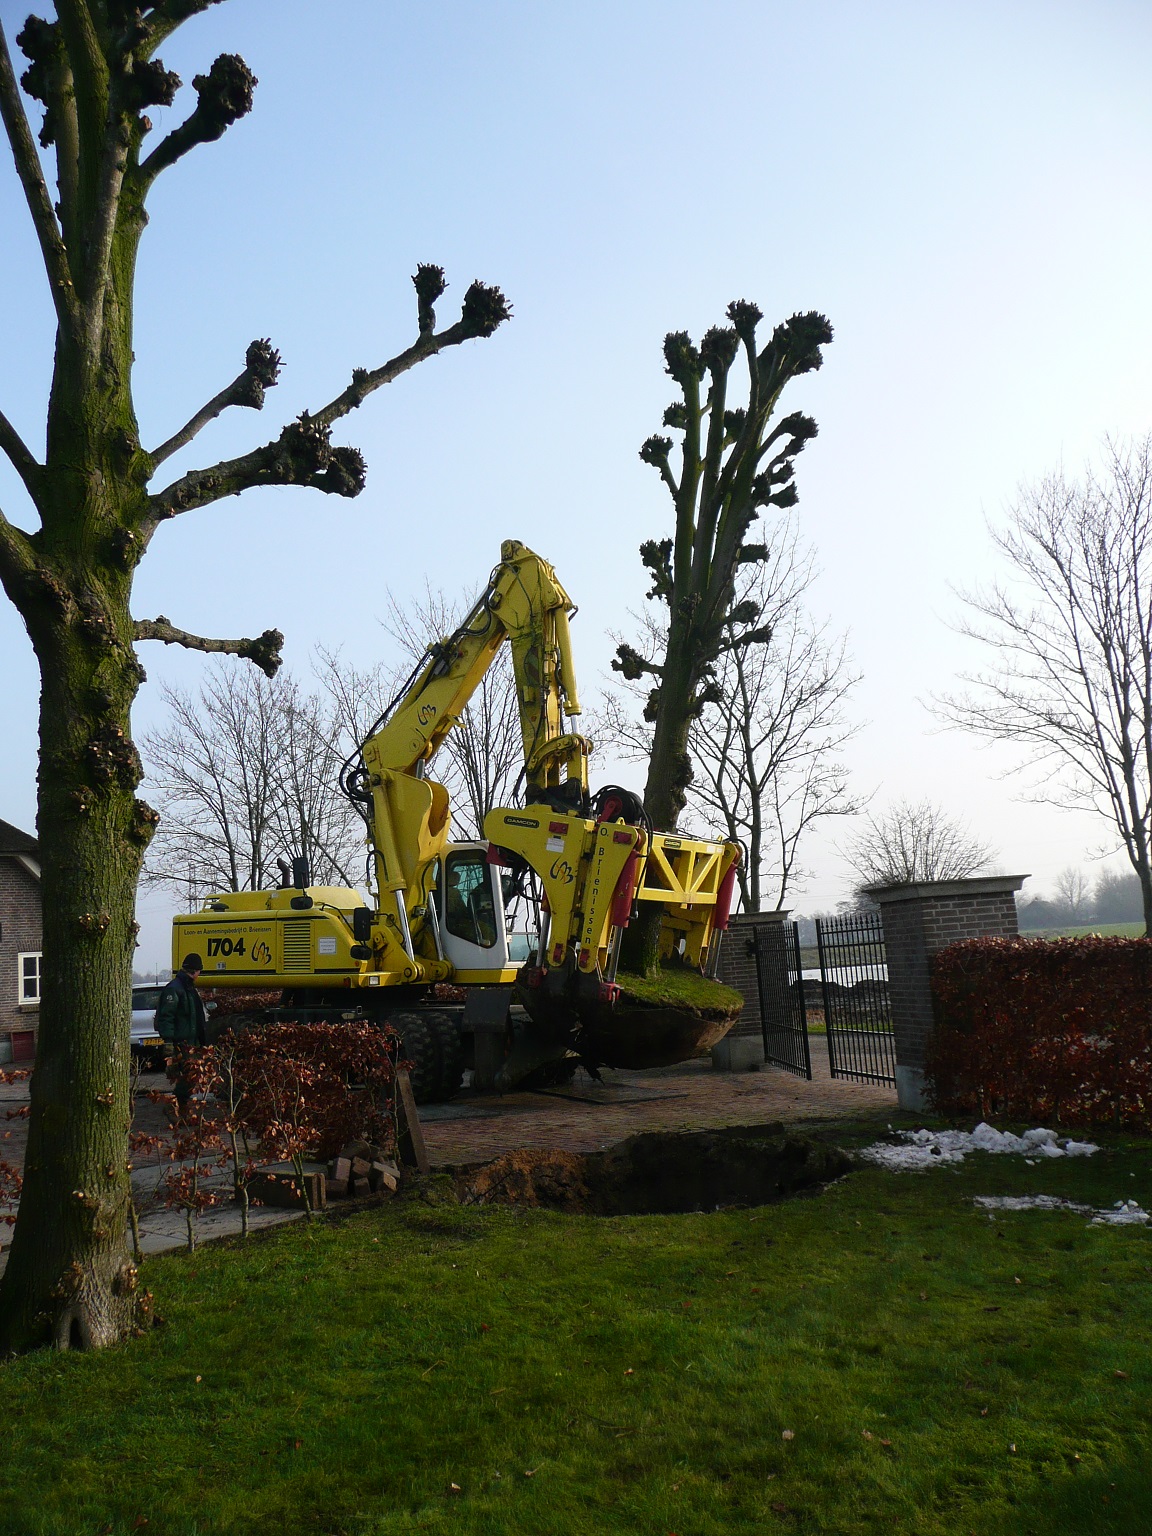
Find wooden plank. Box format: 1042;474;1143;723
395;1067;430;1173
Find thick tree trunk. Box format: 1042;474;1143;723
0;623;152;1351
624;644;697;976
1138;857;1152;939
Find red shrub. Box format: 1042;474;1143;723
928;936;1152;1130
199;988;281;1019
220;1019;397;1160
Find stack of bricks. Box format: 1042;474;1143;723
869;875;1026;1109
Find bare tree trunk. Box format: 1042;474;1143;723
1;627;152;1350
625;641;697;973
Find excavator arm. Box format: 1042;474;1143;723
360;538;587;793
345;540;591;979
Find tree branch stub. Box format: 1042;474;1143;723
133;616;284;678
145;274;510;532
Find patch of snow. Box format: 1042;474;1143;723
857;1122;1099;1171
974;1195;1094;1214
973;1194;1148;1225
1091;1200;1150;1227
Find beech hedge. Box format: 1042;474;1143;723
927;935;1152;1130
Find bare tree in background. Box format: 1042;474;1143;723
1055;865;1090;922
380;583;522;840
1094;867;1145;923
262;683;368;887
143;601;517;904
841;797;995;889
936;437;1152;934
312;647;395;760
142;664;370;899
692;547;863;911
601;519;863;911
143;669;280;896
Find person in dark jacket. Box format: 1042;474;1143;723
155;953;208;1110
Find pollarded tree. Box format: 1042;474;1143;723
613;302;832;970
0;3;508;1352
600;517;863;913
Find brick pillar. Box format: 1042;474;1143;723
712;911;791;1070
870;875;1026;1110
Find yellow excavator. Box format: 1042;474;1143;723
172;540;740;1098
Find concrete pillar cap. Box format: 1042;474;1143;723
865;874;1028;905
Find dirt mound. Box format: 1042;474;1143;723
460;1128;852;1215
464;1149;591;1211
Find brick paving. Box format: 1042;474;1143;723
418;1054;897;1166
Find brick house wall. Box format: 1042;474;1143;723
0;819;42;1055
870;875;1025;1109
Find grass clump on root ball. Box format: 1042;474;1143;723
614;966;743;1019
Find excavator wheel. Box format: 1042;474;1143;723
389;1013;440;1104
421;1010;465;1101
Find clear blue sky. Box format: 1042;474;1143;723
2;1;1150;964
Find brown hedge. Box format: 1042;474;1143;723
927;935;1152;1130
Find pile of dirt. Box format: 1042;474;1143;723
463;1149;592;1211
460;1128;852;1215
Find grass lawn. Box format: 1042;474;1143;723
0;1117;1149;1535
1020;922;1147;939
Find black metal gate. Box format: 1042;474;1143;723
752;920;811;1079
814;910;896;1085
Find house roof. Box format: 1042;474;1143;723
0;818;38;858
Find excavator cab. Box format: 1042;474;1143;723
434;844;517;976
